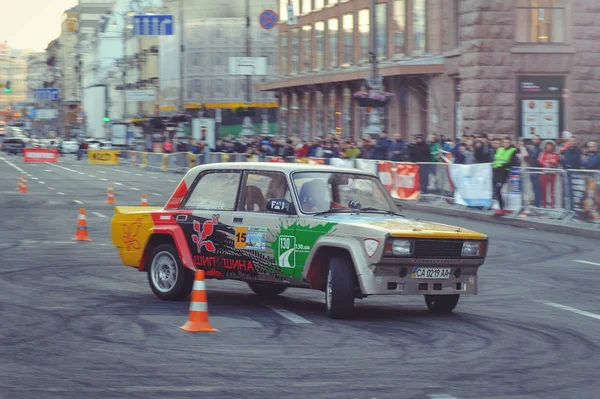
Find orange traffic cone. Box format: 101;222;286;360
17;176;26;193
72;208;91;241
140;193;148;206
106;184;115;204
180;270;218;333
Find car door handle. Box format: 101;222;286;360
176;214;188;222
233;217;243;224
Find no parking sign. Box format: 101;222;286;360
259;10;279;30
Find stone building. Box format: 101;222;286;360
257;0;600;141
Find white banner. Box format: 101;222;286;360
329;158;355;169
125;89;156;102
449;163;493;207
355;159;378;175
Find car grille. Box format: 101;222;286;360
413;239;465;259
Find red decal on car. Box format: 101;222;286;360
191;214;219;253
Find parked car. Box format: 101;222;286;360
61;140;80;154
1;137;30;155
110;163;489;319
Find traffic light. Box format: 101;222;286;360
3;81;11;93
103;116;111;123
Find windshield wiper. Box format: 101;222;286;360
312;208;357;217
360;207;405;217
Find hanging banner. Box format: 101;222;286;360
448;163;493;207
88;150;120;165
395;163;420;200
22;148;59;163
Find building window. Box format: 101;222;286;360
193;53;200;67
328;0;338;4
453;0;460;47
413;0;427;54
392;0;406;56
515;0;565;43
358;9;370;64
279;32;288;75
216;52;223;66
301;0;311;15
315;21;325;70
290;28;299;74
342;14;353;65
302;25;313;72
193;79;201;96
328;18;339;68
375;3;387;59
314;0;324;10
215;79;224;96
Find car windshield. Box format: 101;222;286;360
292;171;395;214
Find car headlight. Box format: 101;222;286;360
384;239;413;257
462;241;486;257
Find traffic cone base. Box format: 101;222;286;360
141;194;148;206
73;208;91;241
180;271;218;333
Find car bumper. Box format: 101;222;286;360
359;264;480;296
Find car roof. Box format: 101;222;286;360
190;162;374;176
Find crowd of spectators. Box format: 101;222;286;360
176;131;599;171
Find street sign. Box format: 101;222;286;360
228;57;268;76
287;4;298;25
259;10;279;30
125;88;157;102
34;109;58;120
35;88;59;101
133;15;174;36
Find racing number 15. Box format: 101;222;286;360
236;232;246;243
234;226;248;249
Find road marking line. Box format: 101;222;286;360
57;192;65;195
131;187;140;191
48;187;55;190
114;182;123;186
31;177;39;180
89;175;96;178
0;156;25;173
73;200;84;204
574;260;600;266
266;306;312;324
44;169;52;172
428;395;458;399
136;173;142;176
45;162;79;174
168;179;176;182
38;181;46;184
100;178;107;181
92;211;107;218
538;301;600;321
79;172;85;175
152;193;161;196
99;171;106;174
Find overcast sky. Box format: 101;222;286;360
0;0;78;52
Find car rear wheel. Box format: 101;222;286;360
147;244;193;301
247;282;287;297
325;256;357;319
425;294;460;314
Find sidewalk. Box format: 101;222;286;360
395;200;600;240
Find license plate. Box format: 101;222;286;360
412;267;451;279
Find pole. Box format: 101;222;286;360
122;23;127;120
245;0;251;104
370;0;378;90
179;0;185;111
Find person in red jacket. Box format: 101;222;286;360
537;141;560;208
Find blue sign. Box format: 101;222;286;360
29;109;37;119
133;15;174;36
259;10;278;30
35;88;59;101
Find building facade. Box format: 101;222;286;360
257;0;600;141
0;44;28;108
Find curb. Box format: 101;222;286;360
395;200;600;240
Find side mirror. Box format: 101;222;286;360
266;198;295;214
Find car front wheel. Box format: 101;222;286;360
247;282;287;297
147;244;193;301
325;256;356;319
425;294;460;314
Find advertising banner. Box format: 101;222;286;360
22;148;59;163
448;163;493;207
377;162;419;200
88;150;120;165
570;170;600;223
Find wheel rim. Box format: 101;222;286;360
150;251;178;293
326;268;333;310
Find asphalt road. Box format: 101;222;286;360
1;153;599;399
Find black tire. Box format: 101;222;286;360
425;294;460;314
247;282;287;297
325;255;357;319
147;244;193;301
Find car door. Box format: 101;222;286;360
233;170;300;284
177;170;243;279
